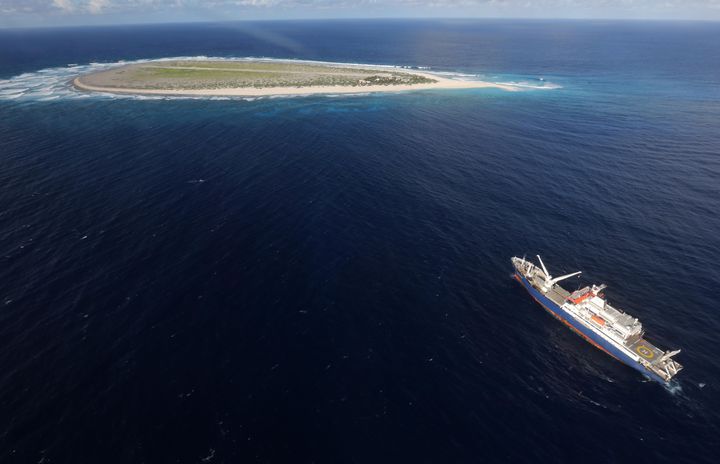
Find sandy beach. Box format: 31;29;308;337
72;63;517;97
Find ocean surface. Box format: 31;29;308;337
1;20;719;463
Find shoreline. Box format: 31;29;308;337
72;69;518;97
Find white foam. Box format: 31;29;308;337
325;92;371;98
495;80;563;90
663;380;683;395
428;70;483;81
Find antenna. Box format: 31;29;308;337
536;255;550;278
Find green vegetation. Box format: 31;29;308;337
140;68;281;80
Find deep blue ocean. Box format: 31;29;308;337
1;19;719;463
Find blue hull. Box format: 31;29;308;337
514;271;664;383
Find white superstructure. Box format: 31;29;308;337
512;255;683;383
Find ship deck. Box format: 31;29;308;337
546;285;571;306
627;337;665;362
532;274;667;361
528;274;571;306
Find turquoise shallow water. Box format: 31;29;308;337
1;20;719;463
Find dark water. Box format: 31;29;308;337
1;20;720;463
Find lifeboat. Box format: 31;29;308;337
591;315;606;326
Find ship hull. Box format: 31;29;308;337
514;270;665;383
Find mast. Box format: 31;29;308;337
536;255;550;278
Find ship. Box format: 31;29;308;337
511;255;682;383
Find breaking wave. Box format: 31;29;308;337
496;81;563;90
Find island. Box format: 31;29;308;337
72;59;516;97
